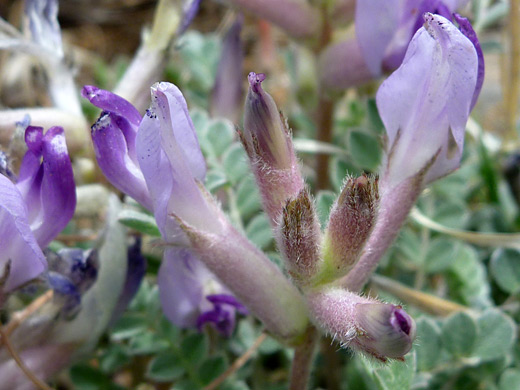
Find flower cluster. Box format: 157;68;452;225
83;83;307;339
83;11;483;363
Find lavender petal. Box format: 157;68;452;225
376;13;478;186
0;174;47;291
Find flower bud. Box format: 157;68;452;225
241;72;304;224
319;175;378;283
354;302;416;361
307;287;415;361
277;188;322;289
243;72;293;169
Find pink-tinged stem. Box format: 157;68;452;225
289;327;318;390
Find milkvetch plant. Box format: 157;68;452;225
2;0;515;389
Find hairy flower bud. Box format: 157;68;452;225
307;287;416;361
277;188;322;289
243;72;292;169
241;72;304;224
319;175;378;284
354;302;416;361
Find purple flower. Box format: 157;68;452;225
84;84;235;334
0;174;47;292
16;126;76;247
377;13;479;186
136;83;209;238
46;248;99;318
82;86;153;211
341;13;481;292
158;248;246;337
0;125;75;292
84;83;309;340
453;13;485;111
356;0;470;77
136;82;307;339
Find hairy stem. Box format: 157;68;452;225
289;327;319;390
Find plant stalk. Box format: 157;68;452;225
289;326;319;390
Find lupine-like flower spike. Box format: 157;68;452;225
210;15;244;122
319;175;379;284
277;188;322;289
82;86;153;211
242;72;304;225
342;13;481;292
307;287;416;361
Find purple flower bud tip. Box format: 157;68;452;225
248;72;267;94
242;72;304;224
393;306;412;335
354;303;416;361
